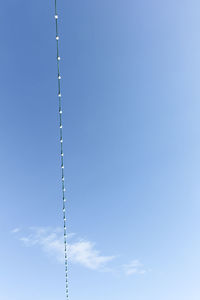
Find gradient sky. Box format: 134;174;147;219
1;0;200;299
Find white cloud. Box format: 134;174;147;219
13;227;149;275
18;227;115;271
69;240;115;270
11;228;21;234
123;260;147;276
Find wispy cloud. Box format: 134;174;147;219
11;228;21;234
14;227;115;271
12;227;149;275
69;240;115;270
123;260;147;275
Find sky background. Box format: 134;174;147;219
1;0;200;299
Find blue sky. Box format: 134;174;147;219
1;0;200;299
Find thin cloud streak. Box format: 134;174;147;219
17;227;115;271
12;227;148;275
123;260;147;275
11;228;21;234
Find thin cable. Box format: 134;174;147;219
54;1;69;299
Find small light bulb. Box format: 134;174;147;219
62;177;65;181
59;110;62;114
58;93;61;97
55;14;58;19
64;198;66;202
58;75;61;79
56;36;59;40
62;165;64;169
57;56;61;61
60;138;63;143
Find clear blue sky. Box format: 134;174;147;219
1;0;200;299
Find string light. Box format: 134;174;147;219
54;0;69;299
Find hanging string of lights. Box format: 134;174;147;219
54;0;69;298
